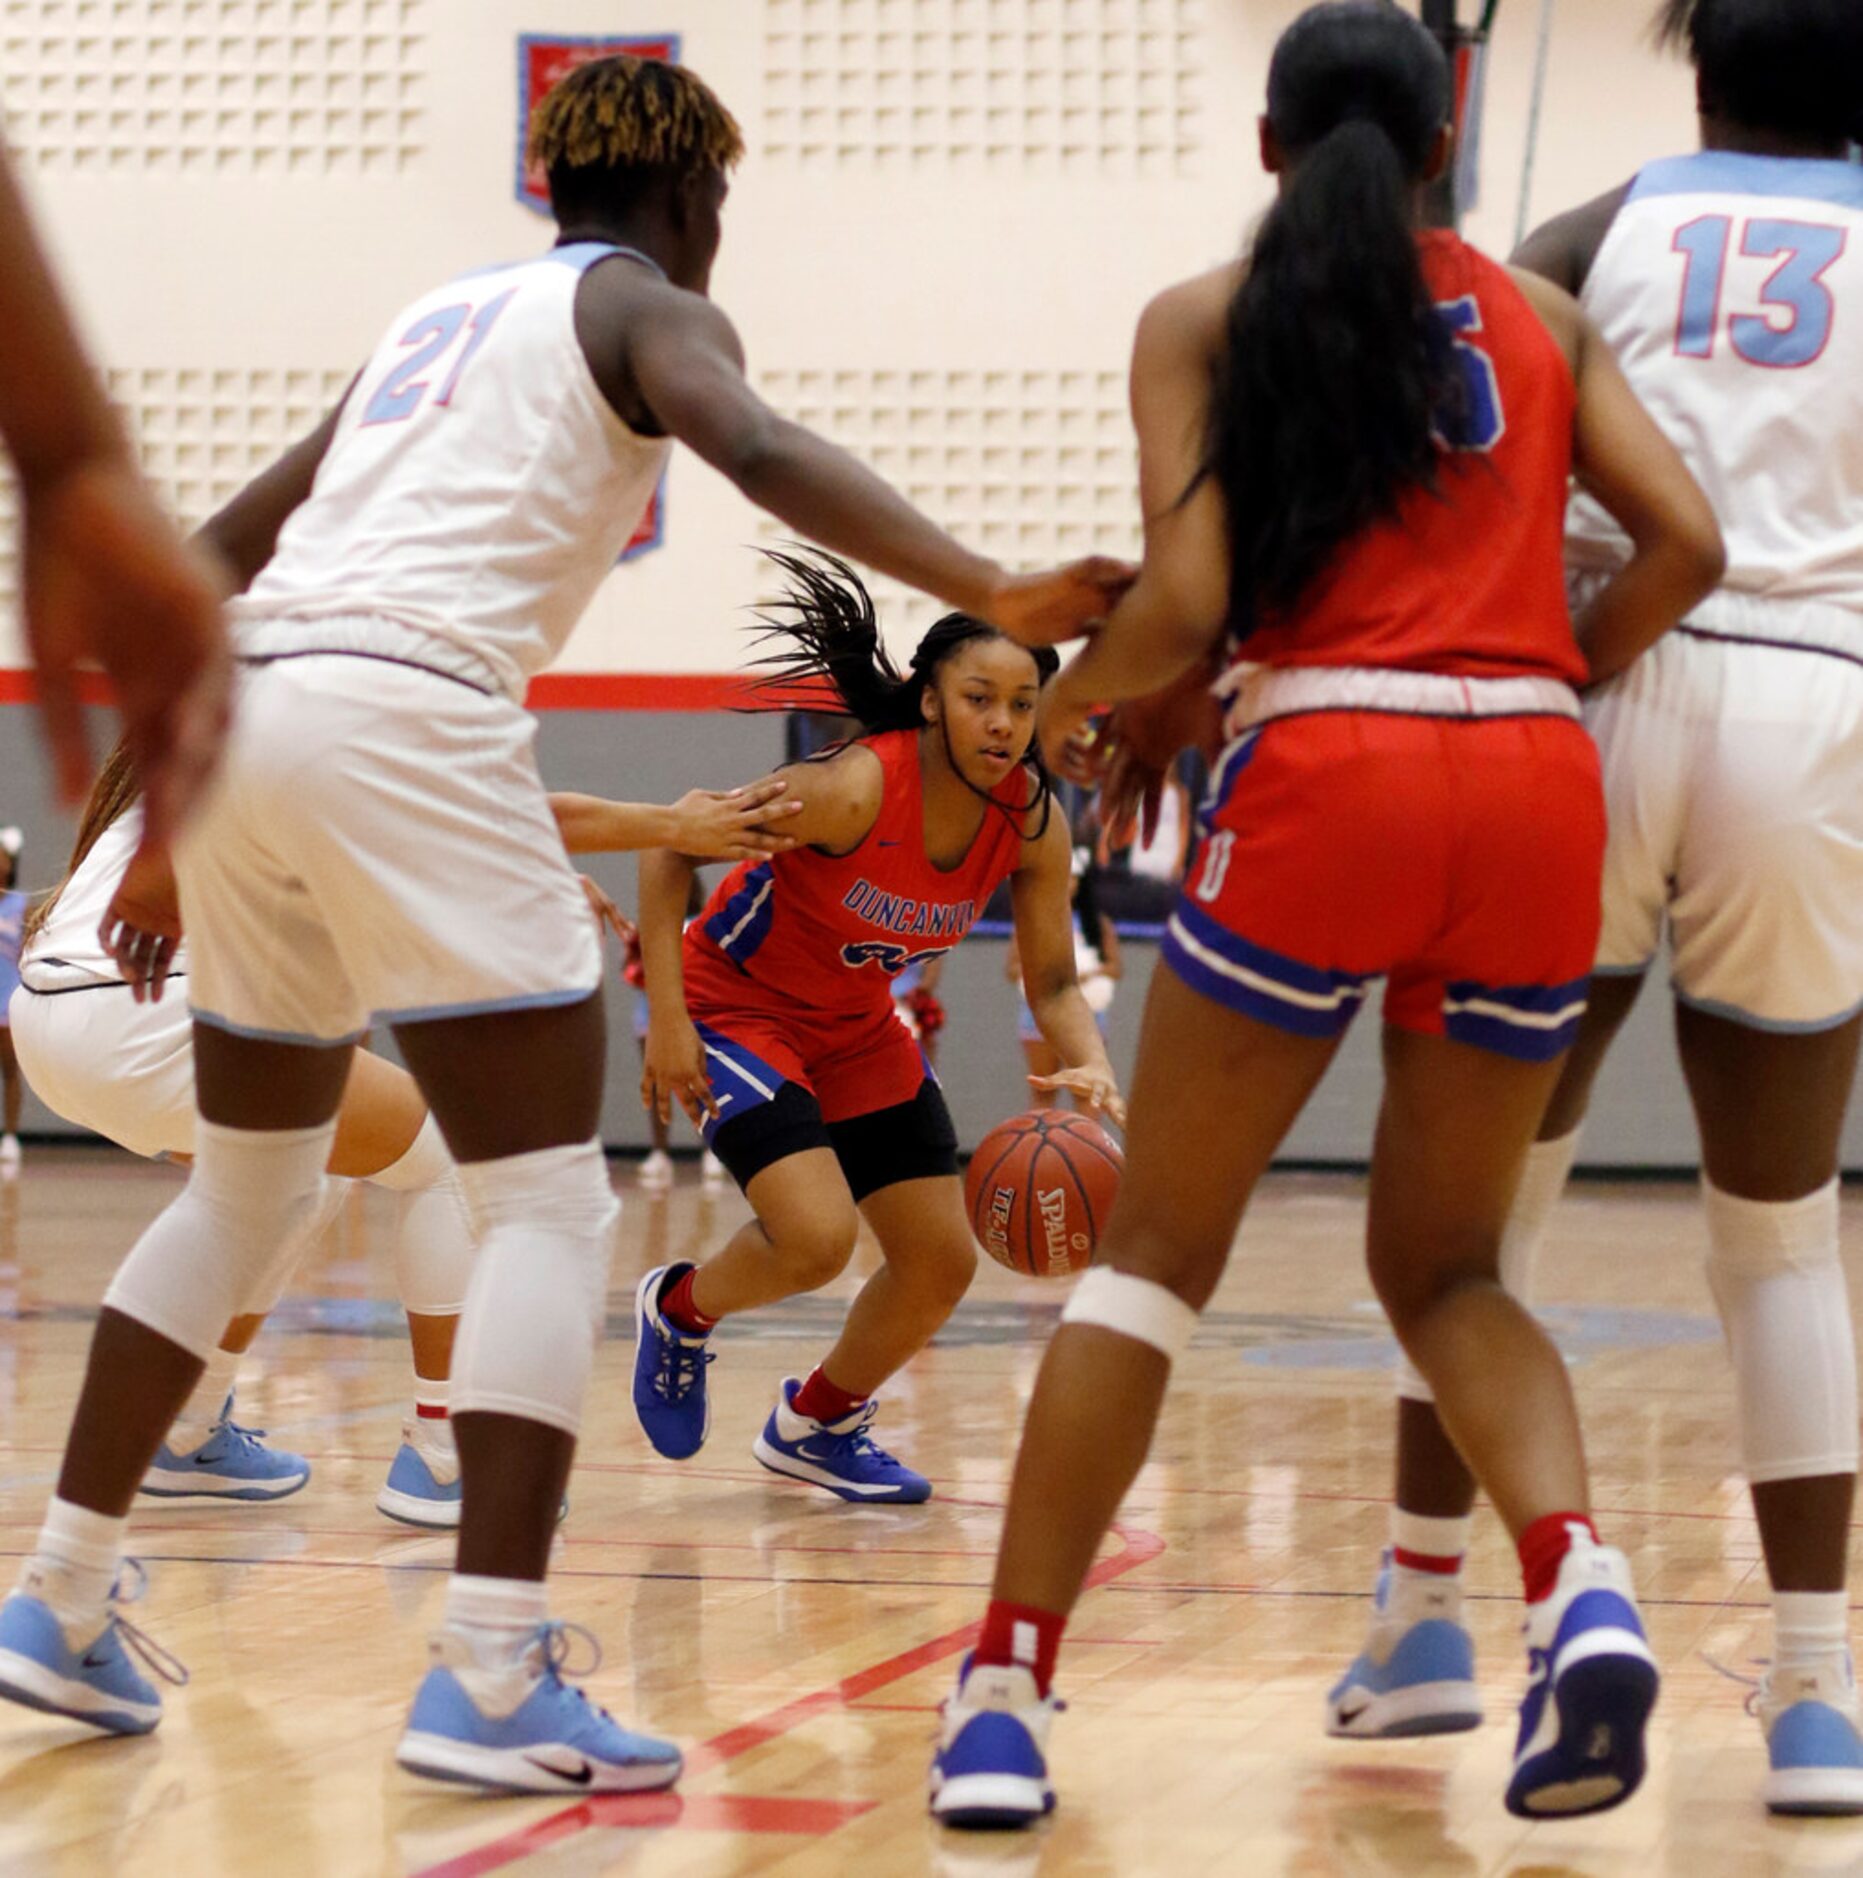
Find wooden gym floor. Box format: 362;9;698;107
1;1145;1860;1876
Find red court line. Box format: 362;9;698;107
411;1516;1165;1878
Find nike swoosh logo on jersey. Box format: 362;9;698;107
527;1754;595;1785
877;839;901;847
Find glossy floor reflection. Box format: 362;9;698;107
0;1147;1860;1876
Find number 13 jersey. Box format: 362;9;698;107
1567;152;1863;652
229;243;670;699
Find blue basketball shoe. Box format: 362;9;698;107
1326;1550;1482;1738
753;1377;930;1503
376;1419;461;1529
1506;1540;1659;1819
141;1394;310;1501
632;1263;713;1461
1758;1656;1863;1816
0;1559;187;1735
930;1656;1061;1829
396;1620;682;1795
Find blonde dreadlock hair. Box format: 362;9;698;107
21;741;141;951
527;57;744;217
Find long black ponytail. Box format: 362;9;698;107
1656;0;1863;147
746;545;1060;837
1206;1;1457;629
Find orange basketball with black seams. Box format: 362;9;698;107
964;1108;1124;1278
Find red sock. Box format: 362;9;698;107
1518;1511;1600;1604
791;1366;865;1425
659;1268;717;1337
976;1599;1065;1697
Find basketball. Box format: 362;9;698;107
965;1108;1124;1279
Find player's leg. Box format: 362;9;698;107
754;1080;969;1503
389;990;680;1794
1371;1023;1657;1820
0;1022;352;1735
0;1024;21;1166
930;966;1339;1826
1678;1005;1863;1811
1338;969;1644;1741
633;1018;673;1189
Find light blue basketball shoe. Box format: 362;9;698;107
396;1620;682;1794
1758;1656;1863;1816
0;1559;187;1735
1506;1541;1658;1819
1326;1550;1482;1738
753;1378;930;1503
376;1420;461;1530
930;1656;1061;1829
141;1394;310;1502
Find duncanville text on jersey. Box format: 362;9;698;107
842;882;976;938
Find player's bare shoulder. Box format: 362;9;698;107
782;739;886;854
1135;262;1242;370
1504;264;1586;374
573;257;742;433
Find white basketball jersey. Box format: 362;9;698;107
1566;153;1863;652
230;242;671;698
21;807;158;990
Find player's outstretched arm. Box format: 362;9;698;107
606;281;1131;644
1511;271;1725;684
550;779;803;862
0;152;230;832
1011;815;1124;1127
1038;277;1232;775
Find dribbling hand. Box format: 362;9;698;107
1028;1068;1126;1131
984;557;1137;648
98;836;183;1004
642;1016;720;1130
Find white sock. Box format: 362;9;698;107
1391;1508;1470;1571
21;1497;124;1631
1774;1590;1851;1680
443;1573;549;1706
170;1346;240;1448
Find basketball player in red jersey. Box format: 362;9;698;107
929;2;1725;1829
633;549;1125;1503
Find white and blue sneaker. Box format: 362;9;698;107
1758;1656;1863;1816
377;1419;461;1530
141;1395;310;1501
632;1263;714;1461
1506;1541;1659;1819
930;1657;1060;1829
396;1620;683;1795
0;1560;187;1735
1326;1550;1482;1738
753;1378;930;1503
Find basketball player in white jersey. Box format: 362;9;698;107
9;743;797;1523
0;55;1127;1791
1330;0;1863;1815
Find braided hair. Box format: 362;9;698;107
746;546;1059;840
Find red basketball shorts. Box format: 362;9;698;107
1163;711;1606;1062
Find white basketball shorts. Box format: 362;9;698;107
1584;628;1863;1032
180;655;600;1047
8;980;196;1159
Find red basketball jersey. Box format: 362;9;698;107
1238;231;1585;686
687;729;1030;1016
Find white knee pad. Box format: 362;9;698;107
448;1140;618;1435
1705;1177;1856;1485
244;1177;353;1316
367;1116;474;1317
1396;1128;1580;1405
1060;1267;1199;1364
103;1118;337;1361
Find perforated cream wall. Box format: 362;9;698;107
2;0;1697;677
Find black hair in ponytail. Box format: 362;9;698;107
746;545;1060;837
1656;0;1863;147
1205;1;1456;629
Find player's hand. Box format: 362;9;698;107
1099;740;1167;849
1028;1067;1126;1131
642;1015;719;1130
984;557;1137;648
667;780;803;861
98;835;184;1004
578;873;635;948
22;459;231;837
1037;673;1099;781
